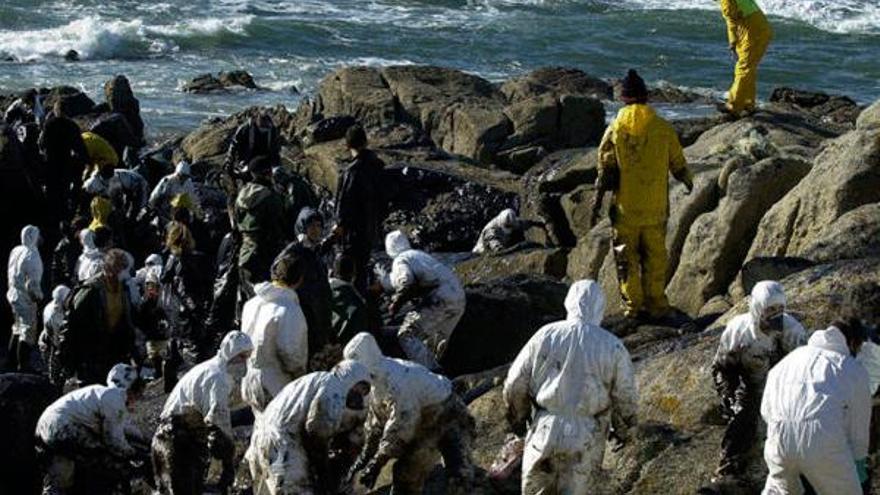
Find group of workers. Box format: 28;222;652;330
4;0;865;493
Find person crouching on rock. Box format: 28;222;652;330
343;332;475;494
35;364;147;495
378;230;466;372
591;69;694;322
246;359;372;495
152;331;253;495
472;208;545;255
504;280;638;494
709;281;806;484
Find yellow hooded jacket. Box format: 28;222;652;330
82;132;119;173
597;104;692;227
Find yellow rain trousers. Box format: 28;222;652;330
721;0;773;114
597;104;692;317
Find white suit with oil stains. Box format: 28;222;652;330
246;360;370;495
7;225;43;344
382;230;466;370
761;326;871;495
241;282;309;415
504;280;638;495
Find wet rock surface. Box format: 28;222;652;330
3;67;880;494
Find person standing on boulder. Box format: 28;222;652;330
717;0;773;117
709;281;806;483
504;280;638;494
224;113;282;179
592;69;694;321
39;101;89;235
761;318;871;493
331;125;387;297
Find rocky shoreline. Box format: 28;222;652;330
3;65;880;494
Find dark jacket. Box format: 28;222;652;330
235;180;286;282
161;251;211;338
277;235;332;356
59;275;137;384
225;122;281;173
39;114;88;187
330;278;368;346
335;149;387;253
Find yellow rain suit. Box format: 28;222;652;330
81;132;119;178
721;0;773;114
597;104;692;317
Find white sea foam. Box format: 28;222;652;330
0;14;254;62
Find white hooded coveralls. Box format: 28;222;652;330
343;332;452;459
83;168;149;209
246;360;371;495
473;208;520;254
75;229;104;282
40;285;71;352
504;280;638;495
241;282;309;414
161;331;254;439
148;161;201;217
383;230;466;370
7;225;43;344
761;327;871;495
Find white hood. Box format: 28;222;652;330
343;332;385;371
21;225;39;249
749;280;786;324
217;330;254;364
106;363;138;390
564;280;606;326
385;230;412;258
51;285;71;305
808;326;851;357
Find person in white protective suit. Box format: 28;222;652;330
381;230;466;371
40;284;71;384
35;363;145;494
503;279;639;495
148;160;201;220
6;225;44;371
74;229;104;282
83;166;149;215
761;319;871;495
241;253;309;417
344;332;475;494
247;359;372;495
152;330;253;495
135;253;163;287
711;281;807;479
472;208;543;254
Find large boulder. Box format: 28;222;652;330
857;99;880;131
668;157;811;315
567;219;612;280
441;275;568;376
183;70;260;93
43;86;95;118
800;203;880;263
769;87;862;126
746;129;880;260
315;66;397;128
0;374;58;495
501;67;612;102
455;248;569;285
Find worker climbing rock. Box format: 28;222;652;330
718;0;773;116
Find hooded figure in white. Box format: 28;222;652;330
761;325;871;494
148;160;201;219
241;281;309;415
344;332;475;493
473;208;540;254
153;330;254;495
711;281;806;478
381;230;466;370
40;284;71;372
504;280;638;495
247;359;372;495
36;363;141;492
75;229;104;282
134;253;163;294
7;225;43;346
83;167;149;211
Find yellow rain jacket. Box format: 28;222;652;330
82;132;119;175
597;104;692;227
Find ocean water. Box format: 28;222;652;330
0;0;877;137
